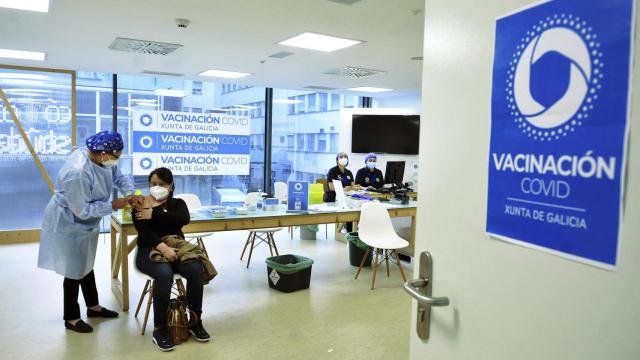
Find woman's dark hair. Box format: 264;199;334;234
148;167;174;198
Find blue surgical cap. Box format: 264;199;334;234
365;153;377;163
86;131;124;153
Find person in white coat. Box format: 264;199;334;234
37;131;136;333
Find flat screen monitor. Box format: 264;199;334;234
351;114;420;154
384;161;405;185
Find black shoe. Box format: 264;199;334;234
189;322;210;342
65;319;93;333
87;307;119;318
152;329;175;352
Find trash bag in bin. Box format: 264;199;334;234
265;254;314;292
346;232;372;267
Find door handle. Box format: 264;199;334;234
404;251;449;341
403;279;450;306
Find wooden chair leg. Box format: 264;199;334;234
270;233;280;256
355;249;370;279
240;232;252;260
371;249;379;290
141;281;155;335
135;280;150;318
385;250;391;277
246;232;256;268
394;250;407;282
266;234;274;257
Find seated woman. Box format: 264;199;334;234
133;167;210;352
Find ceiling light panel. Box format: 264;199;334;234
0;0;49;12
278;32;361;52
198;69;251;79
0;48;46;61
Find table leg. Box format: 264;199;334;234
120;229;129;311
110;224;116;268
111;228;130;311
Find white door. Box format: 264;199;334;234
409;0;640;359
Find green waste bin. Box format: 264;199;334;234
346;232;372;267
266;254;314;292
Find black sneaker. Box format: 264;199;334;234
189;322;210;342
87;307;119;318
65;319;93;333
152;328;175;351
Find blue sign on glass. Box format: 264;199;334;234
486;0;633;268
288;181;309;212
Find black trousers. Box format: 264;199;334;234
63;270;99;321
135;247;204;329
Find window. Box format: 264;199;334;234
307;93;317;112
319;93;328;112
0;68;75;230
117;75;266;201
192;81;202;95
330;94;341;110
318;133;327;152
270;89;365;189
306;134;315;151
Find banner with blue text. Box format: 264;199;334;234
487;0;634;268
132;110;251;176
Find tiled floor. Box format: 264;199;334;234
0;226;412;360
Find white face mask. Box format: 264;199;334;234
338;158;349;166
150;186;170;201
102;159;118;168
367;162;376;170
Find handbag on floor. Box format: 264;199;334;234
167;296;197;345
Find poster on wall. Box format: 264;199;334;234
132;110;251;176
486;0;634;269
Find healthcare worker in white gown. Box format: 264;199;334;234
38;131;136;333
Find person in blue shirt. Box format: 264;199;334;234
38;131;136;333
355;153;384;189
325;152;361;232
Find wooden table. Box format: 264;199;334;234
110;203;417;311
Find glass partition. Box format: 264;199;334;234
0;67;75;231
270;89;363;189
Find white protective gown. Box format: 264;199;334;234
37;149;133;280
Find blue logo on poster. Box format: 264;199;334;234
140;157;153;170
140;114;153;126
487;0;633;268
139;135;153;149
506;15;603;140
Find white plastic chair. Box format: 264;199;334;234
174;193;212;257
240;192;283;268
355;202;409;290
133;248;186;336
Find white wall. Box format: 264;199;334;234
374;92;422;113
411;0;640;359
340;107;420;185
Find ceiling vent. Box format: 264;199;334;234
323;66;386;78
268;51;294;59
109;37;183;56
141;70;185;77
304;85;338;91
